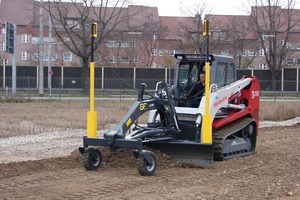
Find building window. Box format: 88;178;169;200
132;55;138;63
261;35;269;40
236;49;247;56
159;50;163;56
153;34;157;40
2;59;8;65
120;41;129;48
131;39;139;47
159;50;169;56
66;19;80;29
121;56;129;63
221;49;229;55
242;50;247;56
106;40;119;48
151;63;157;68
259;47;266;56
32;53;39;61
43;53;56;61
63;52;72;61
248;65;257;69
169;50;175;56
287;58;295;65
212;30;226;41
286;42;295;49
63;37;71;44
106;40;114;47
21;51;29;60
1;28;5;34
107;56;118;63
1;41;5;51
169;49;182;56
44;37;56;44
259;63;267;69
22;34;29;43
151;48;157;56
32;37;39;44
248;49;256;57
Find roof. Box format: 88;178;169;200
127;5;159;30
0;0;35;25
0;1;159;31
159;16;195;40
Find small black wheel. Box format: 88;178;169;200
83;149;102;170
137;151;157;176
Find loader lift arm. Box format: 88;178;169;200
79;82;181;176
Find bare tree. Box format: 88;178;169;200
225;16;257;69
138;14;164;67
40;0;132;93
249;0;300;90
96;9;167;68
177;3;208;53
98;31;140;68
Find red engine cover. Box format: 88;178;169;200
212;76;260;134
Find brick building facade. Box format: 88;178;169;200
1;0;300;70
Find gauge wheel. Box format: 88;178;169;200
137;151;157;176
83;149;102;170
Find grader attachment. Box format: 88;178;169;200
79;82;214;175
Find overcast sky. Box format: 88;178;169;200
130;0;300;16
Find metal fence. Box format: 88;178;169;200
0;66;300;95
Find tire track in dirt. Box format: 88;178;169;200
0;125;299;199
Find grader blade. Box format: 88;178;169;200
144;141;213;168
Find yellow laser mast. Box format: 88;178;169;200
201;20;212;144
87;22;97;138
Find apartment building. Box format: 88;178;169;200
0;0;197;69
206;6;300;69
1;0;300;70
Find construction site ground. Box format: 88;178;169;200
0;121;299;200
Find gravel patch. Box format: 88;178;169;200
0;117;299;164
259;116;300;128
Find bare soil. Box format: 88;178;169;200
0;124;299;200
0;100;299;199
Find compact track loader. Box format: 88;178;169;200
79;53;260;176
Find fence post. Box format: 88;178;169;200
165;67;167;84
59;77;61;101
281;68;284;92
296;68;299;92
36;65;38;89
2;63;5;88
133;67;136;89
101;66;104;90
61;66;64;89
27;76;30;99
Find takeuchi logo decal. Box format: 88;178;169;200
214;96;227;107
252;91;260;98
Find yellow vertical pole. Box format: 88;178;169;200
201;20;212;144
87;22;97;138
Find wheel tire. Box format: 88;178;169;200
83;149;102;170
137;151;157;176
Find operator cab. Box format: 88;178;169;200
173;54;237;107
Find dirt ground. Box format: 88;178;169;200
0;124;299;200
